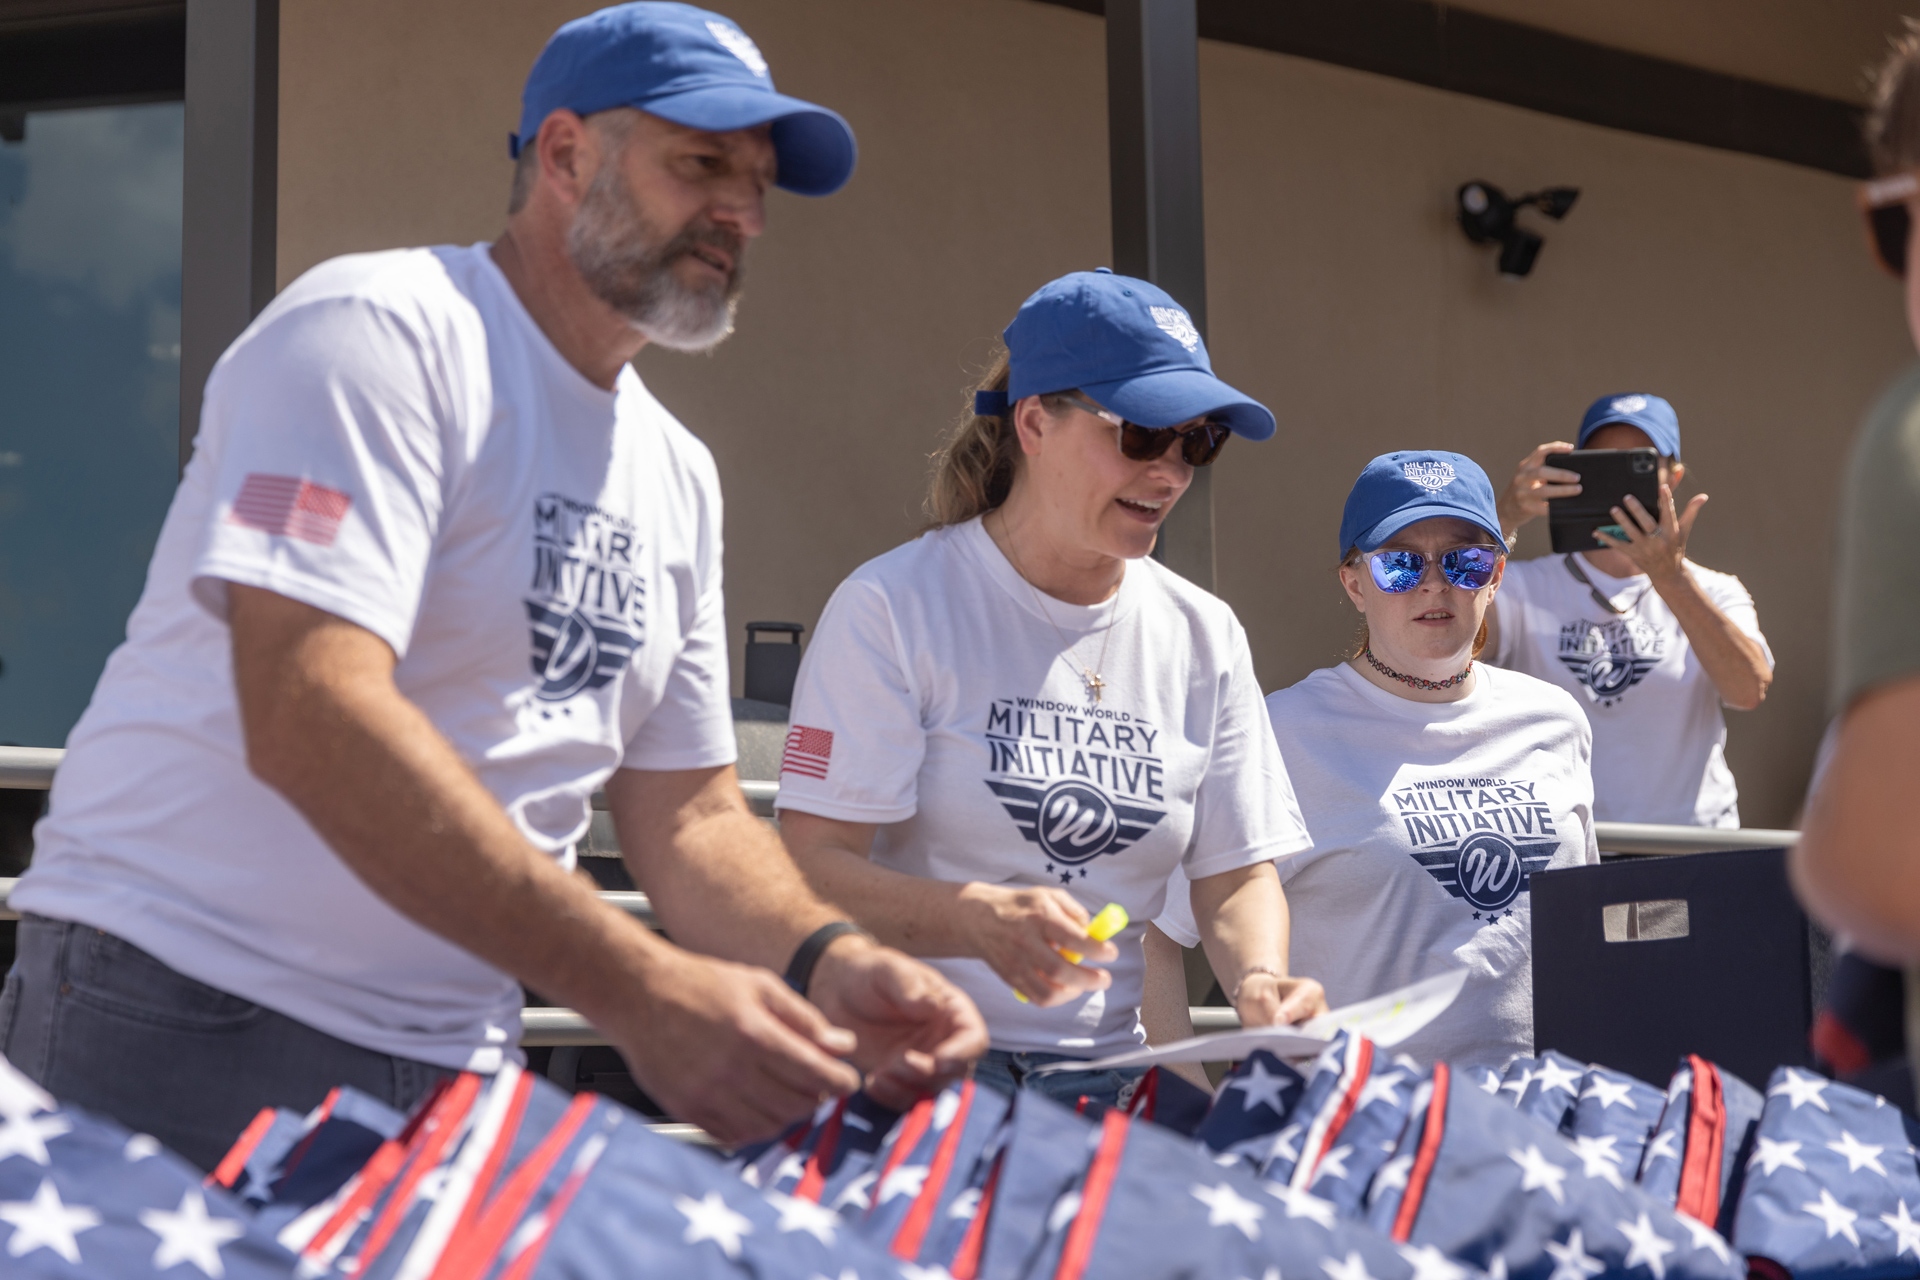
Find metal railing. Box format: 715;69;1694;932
0;747;1802;1047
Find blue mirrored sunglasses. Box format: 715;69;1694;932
1367;546;1502;593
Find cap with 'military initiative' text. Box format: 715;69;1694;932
1577;392;1680;458
512;3;856;197
1338;451;1507;557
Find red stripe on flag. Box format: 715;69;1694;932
1300;1035;1374;1186
781;725;833;780
354;1073;485;1270
794;1098;848;1203
949;1151;1002;1280
867;1095;937;1221
207;1107;281;1190
1392;1061;1450;1243
1676;1056;1726;1227
1054;1109;1130;1280
430;1092;599;1280
229;473;352;546
892;1079;975;1260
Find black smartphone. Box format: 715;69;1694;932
1546;447;1660;554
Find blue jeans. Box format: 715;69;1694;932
974;1048;1145;1110
0;915;454;1172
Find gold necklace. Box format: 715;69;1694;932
994;515;1119;704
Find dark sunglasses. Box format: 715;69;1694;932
1859;171;1919;277
1065;393;1231;467
1367;546;1502;593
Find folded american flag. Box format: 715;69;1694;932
1564;1064;1666;1176
1193;1050;1308;1172
0;1052;297;1278
1634;1056;1763;1234
1729;1066;1920;1278
1498;1050;1589;1132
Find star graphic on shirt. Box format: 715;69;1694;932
140;1188;246;1277
1312;1145;1354;1184
770;1193;838;1246
1358;1070;1407;1110
1509;1144;1569;1204
1617;1212;1677;1279
1641;1129;1680;1166
878;1163;929;1204
1532;1059;1584;1096
0;1179;100;1265
1746;1136;1804;1177
1399;1243;1468;1280
1224;1059;1294;1115
1374;1154;1414;1195
1580;1075;1637;1110
1567;1135;1624;1189
1678;1215;1732;1265
1192;1182;1265;1239
0;1112;71;1166
677;1191;754;1259
1261;1181;1338;1229
1802;1188;1861;1246
1543;1228;1605;1280
1059;872;1073;885
1769;1068;1831;1112
1881;1200;1920;1258
1321;1250;1379;1280
1827;1130;1889;1177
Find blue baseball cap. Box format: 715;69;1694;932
1577;392;1680;458
973;269;1276;441
512;3;857;197
1338;451;1506;558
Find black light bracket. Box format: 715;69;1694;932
1457;181;1580;278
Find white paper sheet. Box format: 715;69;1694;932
1026;968;1469;1075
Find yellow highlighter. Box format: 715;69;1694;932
1014;903;1130;1003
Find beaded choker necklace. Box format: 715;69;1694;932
1362;646;1473;692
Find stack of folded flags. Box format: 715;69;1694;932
0;1033;1915;1278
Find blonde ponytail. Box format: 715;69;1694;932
925;352;1079;528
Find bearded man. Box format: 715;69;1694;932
0;3;985;1169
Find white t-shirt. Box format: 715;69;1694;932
1157;662;1598;1070
775;517;1310;1057
15;245;737;1072
1488;553;1772;827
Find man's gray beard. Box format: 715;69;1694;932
566;166;744;352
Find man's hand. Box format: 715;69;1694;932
606;949;863;1145
806;936;989;1109
1233;972;1328;1028
1593;483;1708;583
1497;441;1582;541
955;882;1117;1006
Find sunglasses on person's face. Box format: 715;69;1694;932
1859;171;1920;277
1065;393;1231;468
1367;546;1502;593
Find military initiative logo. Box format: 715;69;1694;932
1149;306;1201;353
983;696;1166;883
1402;460;1457;492
1557;617;1662;706
524;493;646;703
1390;774;1560;923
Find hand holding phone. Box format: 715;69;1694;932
1546;448;1660;554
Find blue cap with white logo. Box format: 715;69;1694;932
1577;392;1680;458
512;3;856;197
1338;451;1505;558
973;269;1276;441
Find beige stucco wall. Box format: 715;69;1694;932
277;0;1915;827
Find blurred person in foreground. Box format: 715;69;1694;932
0;3;984;1168
1147;452;1599;1072
1795;29;1920;1041
1489;395;1772;828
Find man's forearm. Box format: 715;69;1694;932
607;768;841;972
1654;571;1771;709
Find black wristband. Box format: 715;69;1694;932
784;922;867;996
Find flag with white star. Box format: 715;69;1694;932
1264;1031;1415;1200
1503;1052;1588;1132
856;1078;1010;1271
1364;1059;1743;1280
211;1086;406;1239
1632;1056;1763;1234
1003;1092;1434;1280
1728;1065;1920;1278
0;1052;297;1278
1565;1064;1666;1176
734;1092;904;1212
1194;1050;1307;1172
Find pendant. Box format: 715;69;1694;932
1084;672;1105;703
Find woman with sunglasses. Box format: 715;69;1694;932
775;269;1327;1106
1149;452;1598;1069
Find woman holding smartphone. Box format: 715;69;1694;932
775;269;1326;1106
1148;452;1598;1069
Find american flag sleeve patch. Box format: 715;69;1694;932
781;725;834;781
229;473;353;546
